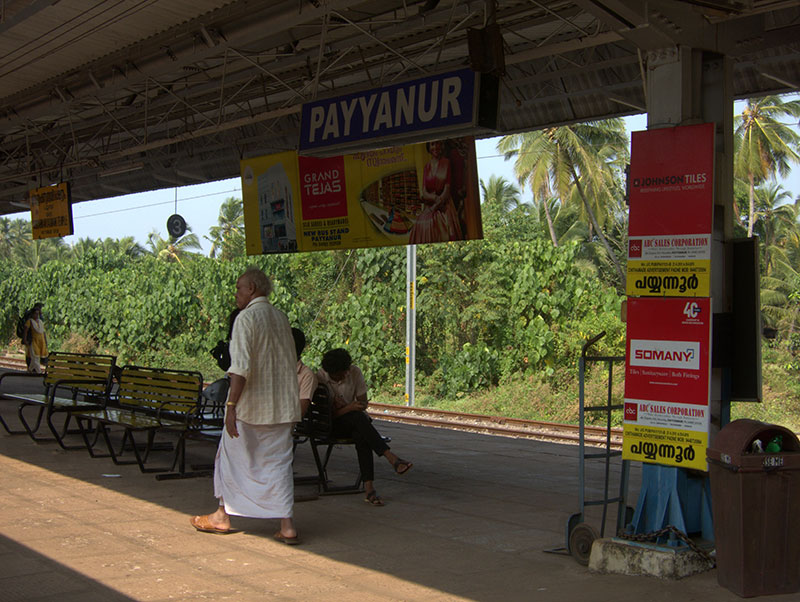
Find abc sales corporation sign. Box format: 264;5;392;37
623;297;711;470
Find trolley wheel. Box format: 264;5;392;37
565;513;583;551
568;522;598;566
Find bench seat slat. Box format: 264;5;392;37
74;408;188;430
118;386;200;400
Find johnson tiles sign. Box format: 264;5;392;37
626;123;714;297
299;69;497;154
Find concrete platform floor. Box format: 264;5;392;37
0;386;788;601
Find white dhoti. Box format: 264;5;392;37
214;421;294;518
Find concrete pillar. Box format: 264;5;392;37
645;44;733;438
626;46;734;543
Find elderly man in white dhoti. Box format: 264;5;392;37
191;267;301;544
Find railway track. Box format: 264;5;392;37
0;356;28;371
368;402;623;449
0;355;622;449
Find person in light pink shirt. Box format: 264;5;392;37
292;327;317;417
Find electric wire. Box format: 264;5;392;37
70;149;509;221
72;187;242;220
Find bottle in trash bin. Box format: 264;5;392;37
766;435;783;453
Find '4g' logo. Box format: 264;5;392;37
683;301;701;319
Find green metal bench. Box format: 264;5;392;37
0;351;116;449
71;365;203;478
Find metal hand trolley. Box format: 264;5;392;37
564;331;633;565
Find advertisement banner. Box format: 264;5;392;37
626;123;714;297
30;182;73;239
622;297;712;470
241;137;482;254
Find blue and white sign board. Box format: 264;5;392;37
300;68;495;155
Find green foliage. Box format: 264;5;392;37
1;109;798;424
432;343;500;398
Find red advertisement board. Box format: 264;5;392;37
297;155;348;220
628;123;714;236
624;297;711;406
623;297;712;470
626;123;714;297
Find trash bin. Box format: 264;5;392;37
707;419;800;598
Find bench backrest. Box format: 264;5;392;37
44;351;116;398
295;383;334;439
116;365;203;419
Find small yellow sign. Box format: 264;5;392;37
626;259;710;297
622;423;708;471
30;183;73;239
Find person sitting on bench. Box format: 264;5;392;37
317;348;413;506
292;327;317;417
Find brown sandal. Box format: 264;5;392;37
365;490;384;506
393;458;413;475
190;514;231;534
273;531;301;545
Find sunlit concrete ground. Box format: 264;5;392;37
0;375;783;601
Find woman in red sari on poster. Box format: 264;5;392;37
409;140;463;244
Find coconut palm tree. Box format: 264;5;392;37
480;175;522;230
147;228;202;265
734;95;800;237
205;197;245;260
750;183;797;275
102;236;146;258
0;217;22;259
497;119;629;283
0;218;30;262
15;235;70;269
762;254;800;335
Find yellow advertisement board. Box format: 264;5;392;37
29;183;73;239
241;137;482;254
623;423;708;471
625;259;711;297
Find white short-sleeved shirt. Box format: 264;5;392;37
227;296;299;425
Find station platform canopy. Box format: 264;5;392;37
1;0;799;213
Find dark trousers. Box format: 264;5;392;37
332;410;389;482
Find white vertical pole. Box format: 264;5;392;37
405;244;416;407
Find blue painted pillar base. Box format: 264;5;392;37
630;464;714;544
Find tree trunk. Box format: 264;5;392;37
543;201;558;247
570;166;625;285
748;174;756;237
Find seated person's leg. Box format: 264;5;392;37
333;411;389;457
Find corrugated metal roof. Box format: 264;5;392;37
1;0;800;211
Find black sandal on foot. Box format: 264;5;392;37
365;490;384;506
393;458;413;475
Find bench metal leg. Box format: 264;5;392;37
0;412;27;435
155;435;212;480
125;428;187;475
310;440;363;495
18;403;49;443
47;410;90;451
74;417;111;459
